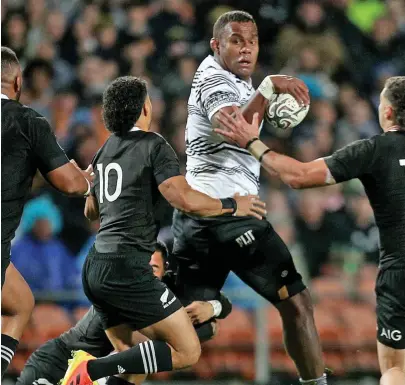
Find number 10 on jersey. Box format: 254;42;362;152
96;163;123;203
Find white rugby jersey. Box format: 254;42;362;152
185;55;261;198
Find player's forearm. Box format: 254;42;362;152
240;90;268;124
47;163;90;196
182;188;233;217
159;176;235;217
248;140;328;189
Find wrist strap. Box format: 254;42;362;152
220;198;237;215
84;178;91;197
208;300;222;318
245;137;259;150
248;140;271;162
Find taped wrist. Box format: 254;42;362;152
208;300;222;317
248;140;271;162
258;76;275;100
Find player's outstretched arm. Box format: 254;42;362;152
215;106;336;189
158;175;266;218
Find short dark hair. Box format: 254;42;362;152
385;76;405;128
155;241;169;271
102;76;148;136
213;10;256;39
1;46;20;74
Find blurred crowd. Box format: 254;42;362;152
2;0;405;304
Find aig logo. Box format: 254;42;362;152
380;328;403;341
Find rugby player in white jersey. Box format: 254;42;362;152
172;10;329;385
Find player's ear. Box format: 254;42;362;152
15;74;22;95
385;105;394;121
210;38;219;55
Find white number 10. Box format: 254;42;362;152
96;163;123;203
400;159;405;167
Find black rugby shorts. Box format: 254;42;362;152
172;210;306;305
376;264;405;349
82;246;182;330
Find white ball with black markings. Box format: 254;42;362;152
265;93;310;130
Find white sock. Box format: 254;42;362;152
299;373;327;384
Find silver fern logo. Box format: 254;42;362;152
266;94;309;130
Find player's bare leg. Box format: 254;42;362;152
380;367;405;385
62;307;201;384
276;289;326;383
1;263;35;377
378;341;405;374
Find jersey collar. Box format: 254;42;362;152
387;125;404;132
1;93;9;100
129;126;141;132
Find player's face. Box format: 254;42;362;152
214;22;259;81
378;88;394;129
150;251;165;279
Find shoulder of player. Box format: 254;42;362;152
200;66;237;85
21;105;51;128
144;131;170;146
2;100;39;120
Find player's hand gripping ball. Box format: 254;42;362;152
266;93;310;130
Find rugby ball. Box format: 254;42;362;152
265;93;310;130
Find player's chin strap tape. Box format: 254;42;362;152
220;198;237;215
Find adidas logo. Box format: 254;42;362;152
118;365;126;374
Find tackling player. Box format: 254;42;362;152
172;10;328;385
215;76;405;384
61;76;265;385
16;242;231;385
1;47;93;377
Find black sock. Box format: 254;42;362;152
87;340;173;380
106;376;134;385
1;334;19;378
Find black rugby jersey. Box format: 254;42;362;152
91;129;181;254
1;98;69;257
325;130;405;267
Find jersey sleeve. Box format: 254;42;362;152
150;135;181;185
200;70;241;121
29;114;69;174
324;137;377;183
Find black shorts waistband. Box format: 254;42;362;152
87;245;151;264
